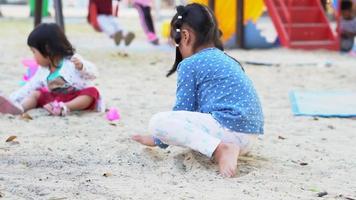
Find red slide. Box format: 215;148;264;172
264;0;339;50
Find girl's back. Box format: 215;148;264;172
174;47;263;134
133;3;264;178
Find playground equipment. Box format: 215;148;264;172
264;0;339;50
33;0;64;31
191;0;339;50
191;0;276;49
29;0;49;17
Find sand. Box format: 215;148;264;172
0;10;356;200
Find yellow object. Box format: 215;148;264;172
190;0;208;5
161;20;171;38
190;0;265;42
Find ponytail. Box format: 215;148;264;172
166;3;227;77
166;6;186;77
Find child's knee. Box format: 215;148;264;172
30;90;41;99
148;112;171;134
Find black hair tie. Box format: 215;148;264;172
176;5;185;15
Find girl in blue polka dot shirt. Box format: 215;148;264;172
133;3;264;177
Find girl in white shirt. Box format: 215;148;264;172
0;23;104;116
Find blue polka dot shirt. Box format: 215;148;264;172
173;48;264;134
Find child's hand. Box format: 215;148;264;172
71;56;83;71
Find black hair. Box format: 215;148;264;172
341;0;353;11
166;3;224;77
27;23;75;66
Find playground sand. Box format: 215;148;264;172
1;18;356;200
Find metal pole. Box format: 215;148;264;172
236;0;244;48
208;0;214;11
34;0;43;27
54;0;65;32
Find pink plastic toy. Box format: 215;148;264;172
106;107;120;121
19;58;49;92
21;58;38;82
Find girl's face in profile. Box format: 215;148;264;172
30;47;50;67
177;26;195;59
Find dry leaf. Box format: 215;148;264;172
317;191;328;197
48;198;67;200
5;136;17;142
21;113;33;121
109;123;117;126
300;162;308;166
278;136;286;140
103;172;112;177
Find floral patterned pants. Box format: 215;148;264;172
149;111;258;158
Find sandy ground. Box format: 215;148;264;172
0;9;356;200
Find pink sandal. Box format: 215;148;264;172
43;101;69;116
0;95;23;115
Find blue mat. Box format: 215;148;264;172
289;91;356;117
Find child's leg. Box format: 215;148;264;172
98;15;135;46
59;87;99;112
64;95;94;111
104;15;125;45
43;87;99;116
133;111;240;177
133;3;158;42
108;15;124;34
0;95;23;115
21;90;41;111
148;111;222;157
97;15;118;37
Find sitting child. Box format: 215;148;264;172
340;0;356;52
0;23;104;116
132;3;264;178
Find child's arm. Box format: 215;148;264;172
71;54;98;80
9;67;45;104
173;62;197;111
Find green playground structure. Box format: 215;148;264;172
29;0;49;17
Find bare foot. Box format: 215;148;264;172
213;142;240;178
0;95;23;115
131;135;156;147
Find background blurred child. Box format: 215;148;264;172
340;0;356;52
88;0;135;46
131;0;159;45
